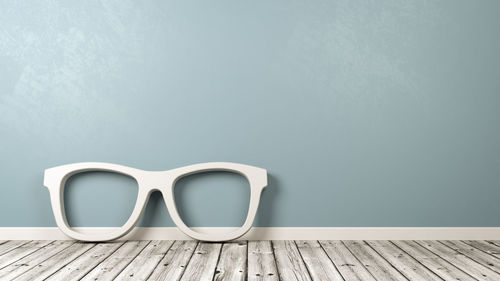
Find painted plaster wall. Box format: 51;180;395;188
1;0;499;227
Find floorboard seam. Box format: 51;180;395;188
0;241;32;257
462;240;500;260
292;240;314;281
42;243;98;281
437;240;500;275
143;241;176;281
0;241;54;271
362;240;410;281
340;240;378;281
7;241;77;280
414;241;484;280
486;241;500;248
75;241;126;281
211;242;224;281
268;241;281;281
318;241;346;281
408;241;475;280
388;241;445;281
177;241;200;281
115;241;152;280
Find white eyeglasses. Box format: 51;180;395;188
43;162;267;242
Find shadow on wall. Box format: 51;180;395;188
254;174;279;226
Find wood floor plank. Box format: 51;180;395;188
0;241;74;280
0;240;53;270
366;240;441;280
342;241;406;281
272;240;312;281
248;241;279;281
440;240;500;274
13;242;95;281
6;239;500;281
45;242;124;281
147;241;198;281
391;240;475;281
80;240;150;281
487;241;500;248
115;240;174;281
319;240;375;281
463;240;500;259
296;240;343;281
179;242;222;281
0;241;30;256
416;240;500;280
214;241;247;281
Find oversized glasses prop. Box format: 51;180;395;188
43;162;267;242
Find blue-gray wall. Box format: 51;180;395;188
1;0;500;227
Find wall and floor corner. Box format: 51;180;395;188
1;0;500;240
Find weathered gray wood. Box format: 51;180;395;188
5;239;500;280
391;240;475;281
295;240;343;281
0;240;52;269
366;240;441;280
13;242;95;281
80;240;150;281
416;240;500;280
0;241;74;280
248;241;279;281
440;240;500;274
147;241;198;281
463;240;500;259
272;240;312;281
214;241;247;281
179;242;222;281
319;240;375;281
45;242;124;281
487;241;500;248
0;241;30;256
115;240;174;281
342;241;406;281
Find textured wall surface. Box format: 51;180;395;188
1;0;500;227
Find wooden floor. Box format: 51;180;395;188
0;240;499;280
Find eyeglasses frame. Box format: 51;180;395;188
43;162;267;242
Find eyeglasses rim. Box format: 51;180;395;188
43;161;267;241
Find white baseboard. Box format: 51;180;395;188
1;227;499;240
